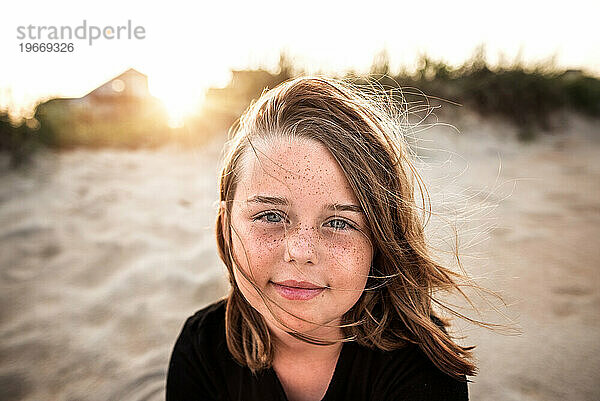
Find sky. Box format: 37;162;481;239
1;0;599;122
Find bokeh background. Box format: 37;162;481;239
1;1;599;400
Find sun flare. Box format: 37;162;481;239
148;74;211;128
150;85;205;128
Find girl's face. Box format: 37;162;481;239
225;137;373;339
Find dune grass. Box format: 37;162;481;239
2;48;599;167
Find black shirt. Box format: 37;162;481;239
166;299;469;401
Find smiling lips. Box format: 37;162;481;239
271;280;326;300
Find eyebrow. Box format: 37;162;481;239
246;195;364;214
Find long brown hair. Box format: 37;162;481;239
216;76;484;379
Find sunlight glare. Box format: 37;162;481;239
149;78;206;129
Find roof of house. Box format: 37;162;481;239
81;68;148;98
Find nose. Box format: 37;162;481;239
283;225;319;265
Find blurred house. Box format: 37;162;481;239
39;68;165;122
34;68;169;147
77;68;157;119
86;68;149;99
38;68;166;122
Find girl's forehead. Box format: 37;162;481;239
242;138;334;177
235;138;357;203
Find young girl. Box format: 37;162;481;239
166;76;475;400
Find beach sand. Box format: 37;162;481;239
1;112;598;400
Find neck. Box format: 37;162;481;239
266;318;344;362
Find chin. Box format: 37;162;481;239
263;302;340;336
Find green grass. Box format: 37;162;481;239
365;48;600;131
2;47;598;165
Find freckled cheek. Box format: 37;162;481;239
232;224;285;274
247;226;285;254
324;238;373;289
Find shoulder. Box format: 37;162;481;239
173;298;228;357
369;343;469;401
186;298;227;328
183;298;227;342
166;299;228;401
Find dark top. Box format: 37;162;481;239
166;299;469;401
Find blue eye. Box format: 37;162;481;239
254;212;284;224
327;219;355;231
253;213;355;231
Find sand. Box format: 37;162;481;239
0;111;598;400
